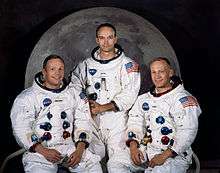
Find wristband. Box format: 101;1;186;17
111;101;119;112
126;139;139;148
75;140;89;149
29;142;41;153
168;148;178;158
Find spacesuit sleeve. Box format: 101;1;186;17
112;60;141;111
72;89;92;145
10;93;37;150
127;96;146;143
69;61;87;93
169;95;202;154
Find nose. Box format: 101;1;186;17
155;72;161;78
54;69;62;77
55;69;60;75
103;38;108;45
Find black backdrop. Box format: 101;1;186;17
1;0;219;168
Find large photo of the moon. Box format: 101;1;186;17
25;7;180;93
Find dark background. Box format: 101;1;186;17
0;0;219;170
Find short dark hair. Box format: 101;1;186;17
149;57;171;67
96;23;117;37
43;54;64;69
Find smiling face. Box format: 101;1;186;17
150;59;174;93
96;26;117;56
42;58;64;89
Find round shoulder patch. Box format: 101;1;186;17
43;98;52;107
142;102;149;111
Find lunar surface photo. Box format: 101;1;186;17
26;7;180;93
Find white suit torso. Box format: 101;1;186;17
128;84;201;162
70;49;140;129
10;77;92;150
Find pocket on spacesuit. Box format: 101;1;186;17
23;152;53;165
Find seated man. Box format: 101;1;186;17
126;57;201;173
10;54;102;173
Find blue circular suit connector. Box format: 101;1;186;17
40;122;52;131
156;116;165;124
47;112;53;119
63;121;70;129
94;82;101;89
31;134;38;142
128;131;136;138
161;126;172;135
79;132;87;139
61;111;67;119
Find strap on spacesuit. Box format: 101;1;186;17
0;148;26;173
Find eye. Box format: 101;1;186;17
108;35;114;39
98;36;104;40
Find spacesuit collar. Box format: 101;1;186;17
34;72;67;93
150;75;183;97
91;44;123;64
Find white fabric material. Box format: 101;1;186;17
127;84;201;173
144;156;189;173
10;80;101;173
70;49;141;172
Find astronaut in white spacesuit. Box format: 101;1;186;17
69;23;141;173
126;57;201;173
10;55;102;173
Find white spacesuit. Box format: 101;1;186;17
127;83;201;173
69;45;141;173
10;72;102;173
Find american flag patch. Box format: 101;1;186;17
179;96;198;108
79;92;88;103
125;61;139;73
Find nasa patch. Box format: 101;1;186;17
89;69;97;76
142;102;149;111
43;98;52;107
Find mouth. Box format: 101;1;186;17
52;76;62;81
155;79;163;83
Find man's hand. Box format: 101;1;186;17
89;100;117;115
130;141;144;166
89;100;103;115
67;142;86;167
149;149;173;168
35;144;62;163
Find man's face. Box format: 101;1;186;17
150;60;173;89
96;26;117;53
42;58;64;89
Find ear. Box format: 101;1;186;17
169;68;174;77
114;36;118;44
96;37;99;44
42;68;46;78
